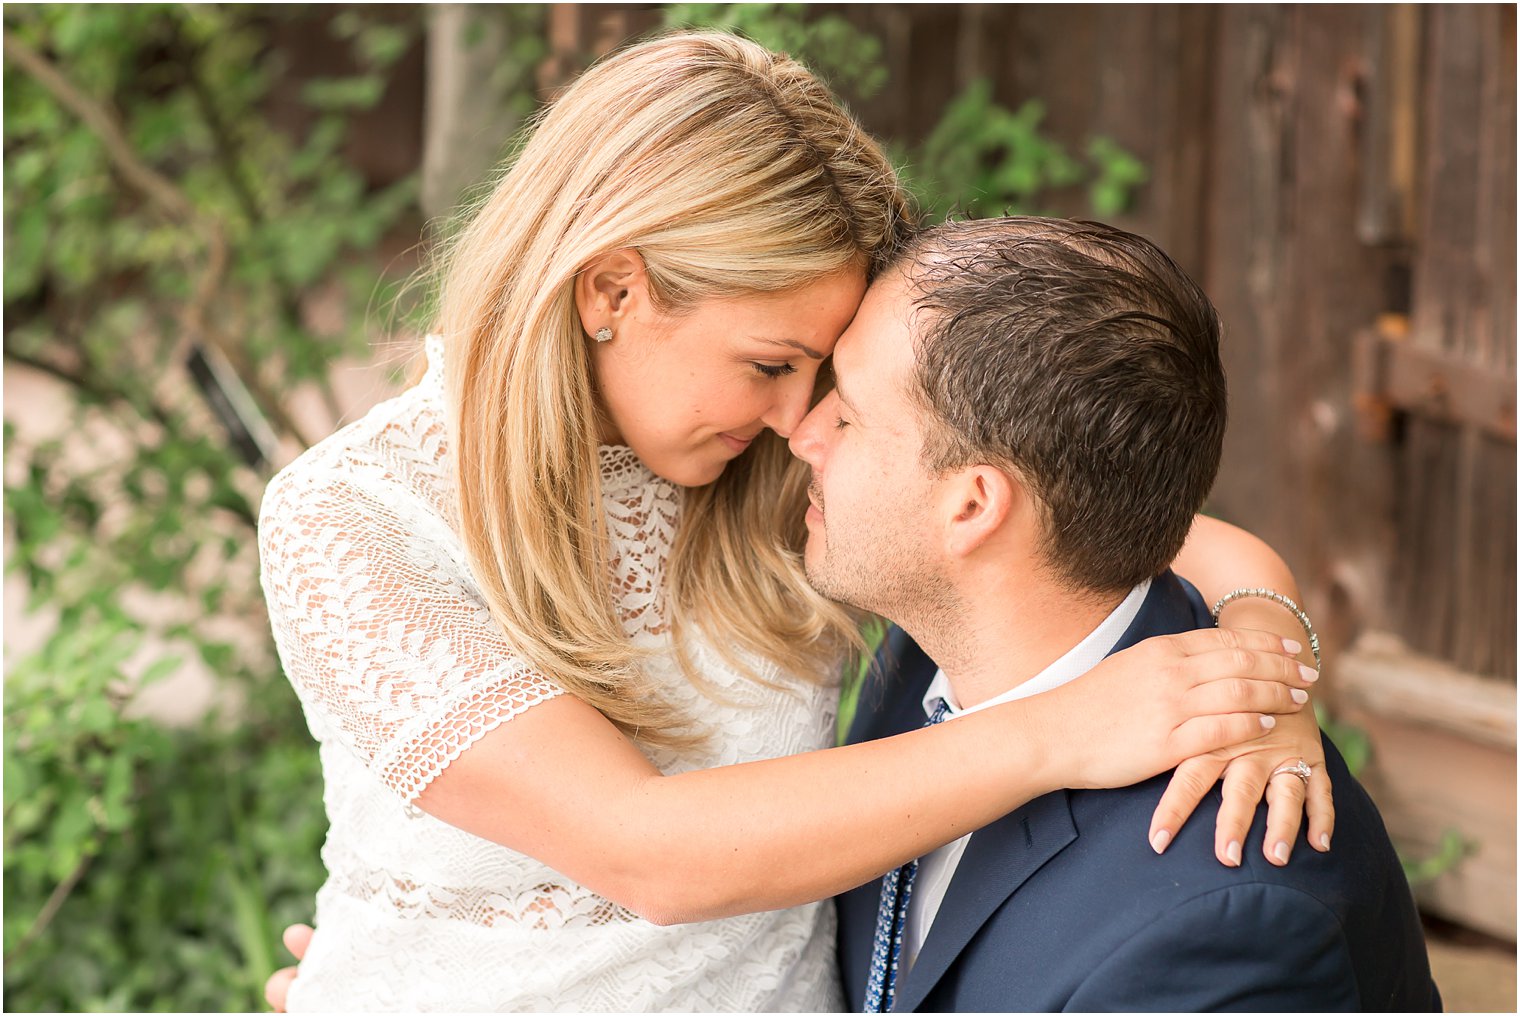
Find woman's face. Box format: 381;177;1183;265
580;256;868;487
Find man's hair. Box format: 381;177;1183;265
894;217;1227;595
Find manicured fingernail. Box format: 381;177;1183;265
1151;829;1171;854
1259;714;1277;729
1273;840;1290;863
1319;833;1331;850
1299;663;1319;683
1282;638;1303;654
1226;840;1242;866
1291;688;1309;704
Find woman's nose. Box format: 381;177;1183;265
788;395;833;465
763;378;813;439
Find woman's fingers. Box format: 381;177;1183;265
1184;674;1309;717
282;923;313;960
265;924;312;1012
1162;626;1303;660
1178;645;1319;691
1261;767;1308;866
1149;754;1226;854
1306;762;1335;851
1213;757;1269;866
265;967;298;1013
1169;712;1275;760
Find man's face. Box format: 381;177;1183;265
788;271;944;615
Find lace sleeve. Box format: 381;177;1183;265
258;467;563;804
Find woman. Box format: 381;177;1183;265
258;31;1328;1012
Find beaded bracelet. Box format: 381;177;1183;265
1209;587;1322;674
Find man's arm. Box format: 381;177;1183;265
1063;883;1361;1012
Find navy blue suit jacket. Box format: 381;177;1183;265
837;572;1441;1012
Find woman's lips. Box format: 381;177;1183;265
718;431;757;454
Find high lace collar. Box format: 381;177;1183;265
598;444;662;497
423;335;663;498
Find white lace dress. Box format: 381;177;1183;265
257;338;844;1012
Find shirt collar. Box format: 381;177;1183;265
921;578;1152;721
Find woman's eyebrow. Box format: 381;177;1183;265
753;337;825;360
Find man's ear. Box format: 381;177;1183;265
942;464;1020;558
574;250;648;334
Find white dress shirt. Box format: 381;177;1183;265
901;578;1152;971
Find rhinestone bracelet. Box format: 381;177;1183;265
1209;587;1322;674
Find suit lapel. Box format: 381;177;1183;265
892;790;1077;1012
889;573;1205;1012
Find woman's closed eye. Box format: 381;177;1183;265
750;361;797;379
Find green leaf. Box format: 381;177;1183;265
300;75;386;112
76;699;118;736
138;655;185;689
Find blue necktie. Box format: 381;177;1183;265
863;698;952;1013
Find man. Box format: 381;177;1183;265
790;217;1439;1012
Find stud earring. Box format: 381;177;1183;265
593;326;613;343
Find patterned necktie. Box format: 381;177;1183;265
863;697;952;1013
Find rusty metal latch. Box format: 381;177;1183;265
1352;315;1517;443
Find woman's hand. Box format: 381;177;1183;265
263;924;310;1013
1035;626;1315;794
1163;514;1333;865
1150;701;1333;868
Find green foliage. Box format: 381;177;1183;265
906;83;1147;221
1086;136;1150;219
663;3;886;98
1315;702;1372;778
4;601;327;1012
835;617;886;746
1401;829;1473;887
4;4;423;1009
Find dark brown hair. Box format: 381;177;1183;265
896;217;1227;595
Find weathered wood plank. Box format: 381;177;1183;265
1337;632;1517;749
1357;4;1422;247
1411;4;1486;360
1481;5;1517;374
1202;4;1294;553
1335;704;1517;940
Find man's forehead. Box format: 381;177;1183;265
833;270;917;381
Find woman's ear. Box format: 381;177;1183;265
942;465;1019;558
574;250;648;336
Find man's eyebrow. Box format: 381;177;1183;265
834;376;862;418
754;337;825;360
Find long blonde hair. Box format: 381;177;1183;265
435;31;913;748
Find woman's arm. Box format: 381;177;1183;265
420;627;1308;926
1156;514;1334;868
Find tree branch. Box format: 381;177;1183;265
4;348;261;530
176;38;348;429
3;346;175;433
3;29;317;451
2;852;92;969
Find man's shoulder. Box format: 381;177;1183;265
1051;735;1416;952
945;739;1436;1011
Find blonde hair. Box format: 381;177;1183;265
435;31;914;748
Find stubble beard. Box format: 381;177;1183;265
804;500;941;629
